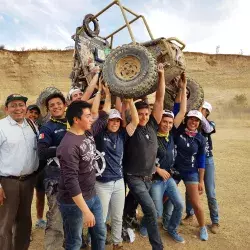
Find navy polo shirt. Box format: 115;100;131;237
94;128;128;182
153;133;175;180
202;121;216;158
39;120;67;147
173;124;206;173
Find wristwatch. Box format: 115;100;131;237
0;183;2;189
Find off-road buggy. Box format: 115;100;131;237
70;0;204;109
37;0;204;118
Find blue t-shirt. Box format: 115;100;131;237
94;128;128;182
173;124;206;173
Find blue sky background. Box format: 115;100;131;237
0;0;249;54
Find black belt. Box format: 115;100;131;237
126;174;152;182
1;171;37;181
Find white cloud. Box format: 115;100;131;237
13;17;19;24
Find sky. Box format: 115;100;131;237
0;0;250;54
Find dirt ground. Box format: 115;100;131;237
29;118;250;250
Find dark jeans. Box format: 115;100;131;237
59;195;106;250
126;175;163;250
123;191;139;219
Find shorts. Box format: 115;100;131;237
35;169;45;192
173;170;199;185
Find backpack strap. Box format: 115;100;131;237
26;118;39;139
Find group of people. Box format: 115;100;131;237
0;63;219;250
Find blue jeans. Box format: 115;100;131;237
126;175;163;250
149;178;184;232
185;157;219;223
162;171;199;226
59;195;106;250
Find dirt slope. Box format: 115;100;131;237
0;50;250;108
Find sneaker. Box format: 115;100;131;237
139;225;148;238
113;243;123;249
35;219;46;229
181;214;194;225
210;223;219;234
200;226;209;241
168;230;185;244
162;222;168;232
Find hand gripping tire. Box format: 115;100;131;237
83;14;100;37
164;77;204;111
102;44;158;99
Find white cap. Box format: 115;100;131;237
68;87;82;98
186;110;202;121
202;101;212;113
108;109;122;120
163;110;174;118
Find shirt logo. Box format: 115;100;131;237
39;133;44;139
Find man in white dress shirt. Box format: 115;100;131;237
0;94;39;250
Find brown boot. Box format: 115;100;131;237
113;243;123;249
210;223;219;234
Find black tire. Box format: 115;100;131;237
103;44;158;99
163;77;204;111
186;78;204;110
83;14;100;37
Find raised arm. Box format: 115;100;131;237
102;84;111;114
91;77;103;118
152;64;165;124
82;72;99;101
174;72;187;128
126;99;139;136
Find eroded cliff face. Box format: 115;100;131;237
0;49;250;105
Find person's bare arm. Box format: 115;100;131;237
115;97;122;113
126;99;139;136
102;84;111;114
152;64;165;124
72;194;95;227
82;73;99;101
174;72;187;128
91;78;103;118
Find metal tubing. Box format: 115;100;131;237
116;0;136;44
105;15;141;40
141;16;154;40
110;35;114;48
119;5;139;17
91;1;118;20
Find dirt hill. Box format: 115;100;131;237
0;49;250;115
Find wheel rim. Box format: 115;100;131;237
115;56;141;81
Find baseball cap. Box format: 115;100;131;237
108;109;122;120
186;110;202;121
5;94;28;106
202;101;212;113
27;104;41;115
163;110;175;118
